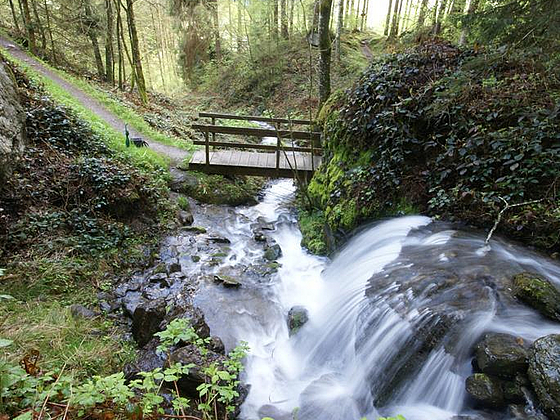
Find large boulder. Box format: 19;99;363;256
0;60;25;182
475;333;529;378
287;306;309;335
528;334;560;420
513;272;560;321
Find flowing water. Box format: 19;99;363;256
188;178;560;420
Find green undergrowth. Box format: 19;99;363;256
1;318;248;420
305;41;560;253
0;56;175;401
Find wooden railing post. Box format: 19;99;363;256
205;127;210;166
211;117;216;145
276;124;281;173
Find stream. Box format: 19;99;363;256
135;177;560;420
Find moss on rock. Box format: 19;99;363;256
513;272;560;321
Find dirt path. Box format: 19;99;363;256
0;36;189;165
360;41;374;61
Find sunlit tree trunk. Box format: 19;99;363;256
83;0;105;79
384;0;393;35
318;0;333;107
151;9;166;91
105;0;114;84
209;0;221;60
459;0;479;45
273;0;279;39
389;0;401;38
289;0;294;37
360;0;368;31
335;0;344;59
125;0;147;104
237;0;243;50
353;0;360;30
114;0;124;90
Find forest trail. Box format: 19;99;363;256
360;40;374;60
0;36;190;165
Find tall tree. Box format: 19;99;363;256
459;0;479;45
318;0;333;107
389;0;402;38
384;0;393;35
434;0;449;34
8;0;21;34
335;0;344;59
273;0;279;39
20;0;37;53
83;0;105;79
280;0;289;38
125;0;148;104
30;0;46;50
417;0;429;26
43;0;56;63
105;0;115;84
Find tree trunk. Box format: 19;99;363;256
114;0;124;90
417;0;429;26
384;0;393;35
209;0;221;60
402;0;412;31
83;0;105;79
105;0;115;84
360;0;367;31
434;0;449;34
389;0;401;38
353;0;360;30
30;0;46;51
459;0;479;45
273;0;279;39
237;0;242;50
125;0;147;104
280;0;289;38
43;0;56;64
289;0;294;37
8;0;21;33
318;0;333;107
20;0;37;53
335;0;344;59
151;10;166;91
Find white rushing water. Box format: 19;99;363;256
192;179;560;420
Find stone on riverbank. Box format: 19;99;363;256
528;334;560;420
513;272;560;321
475;333;528;378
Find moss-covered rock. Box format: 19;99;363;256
177;171;264;206
528;334;560;420
475;333;529;379
466;373;506;407
513;272;560;321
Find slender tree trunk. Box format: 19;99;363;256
151;10;166;91
105;0;115;84
209;0;221;60
347;0;354;30
344;0;350;27
43;0;56;64
8;0;21;33
434;0;449;34
360;0;367;31
20;0;36;53
125;0;147;104
273;0;279;39
431;0;440;26
353;0;360;30
459;0;479;45
83;1;105;79
335;0;344;59
389;0;401;38
384;0;393;35
237;0;242;50
402;0;412;30
318;0;333;107
30;0;46;50
417;0;429;26
280;0;289;38
289;0;294;37
115;0;124;90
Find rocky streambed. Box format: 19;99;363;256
99;178;560;420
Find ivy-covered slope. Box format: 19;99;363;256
305;41;560;254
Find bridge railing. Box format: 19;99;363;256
192;112;322;172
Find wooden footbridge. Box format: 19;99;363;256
189;112;322;179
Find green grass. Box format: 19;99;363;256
1;48;170;170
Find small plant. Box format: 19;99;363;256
177;195;191;211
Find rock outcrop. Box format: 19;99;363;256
0;59;25;182
528;334;560;420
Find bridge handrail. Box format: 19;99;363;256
199;112;314;126
192;140;322;155
191;124;321;141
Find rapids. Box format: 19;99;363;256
186;179;560;420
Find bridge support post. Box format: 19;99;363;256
276;126;281;176
205;127;210;166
